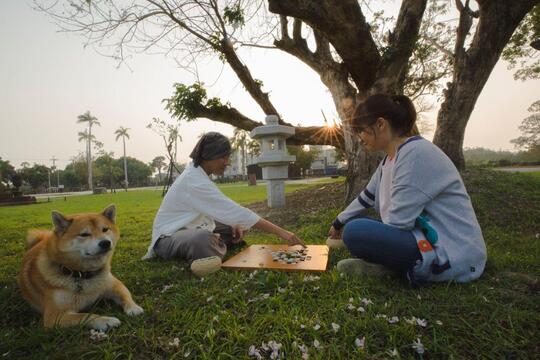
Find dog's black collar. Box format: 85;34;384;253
59;264;102;280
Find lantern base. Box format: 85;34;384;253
267;179;285;208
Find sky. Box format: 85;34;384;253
1;1;539;170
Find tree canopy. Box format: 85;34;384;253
511;100;540;152
35;0;540;200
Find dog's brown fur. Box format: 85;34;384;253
17;205;143;330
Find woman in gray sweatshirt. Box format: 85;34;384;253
329;94;487;283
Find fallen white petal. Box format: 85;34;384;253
161;284;174;293
405;316;417;325
248;345;262;359
89;329;108;342
361;298;373;306
354;337;365;349
412;338;425;355
168;337;180;347
387;348;398;357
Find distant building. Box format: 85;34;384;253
223;149;245;178
310;145;341;175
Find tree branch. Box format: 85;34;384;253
424;35;454;58
144;0;218;50
273;18;354;97
268;0;381;91
453;0;476;70
219;39;282;119
373;0;428;94
191;103;344;148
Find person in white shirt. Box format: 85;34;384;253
143;132;304;276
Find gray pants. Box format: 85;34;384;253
153;222;235;263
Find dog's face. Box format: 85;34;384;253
51;205;119;270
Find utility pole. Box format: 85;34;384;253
51;156;60;187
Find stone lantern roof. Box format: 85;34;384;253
250;115;296;167
250;115;296;139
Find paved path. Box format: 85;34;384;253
31;177;335;198
495;166;540;173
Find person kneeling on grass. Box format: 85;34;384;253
328;94;487;284
142;132;304;276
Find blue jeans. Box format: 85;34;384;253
342;218;422;273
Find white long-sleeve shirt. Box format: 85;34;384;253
142;163;260;259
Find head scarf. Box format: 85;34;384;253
189;132;232;167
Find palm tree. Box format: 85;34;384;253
77;111;100;191
230;128;249;176
114;126;130;191
150;156;166;185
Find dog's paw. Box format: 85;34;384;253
125;304;144;316
90;316;121;331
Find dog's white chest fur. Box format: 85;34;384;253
53;289;100;310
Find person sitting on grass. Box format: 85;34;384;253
328;94;487;284
142;132;304;276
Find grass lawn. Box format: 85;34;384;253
0;171;538;359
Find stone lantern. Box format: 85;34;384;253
250;115;296;208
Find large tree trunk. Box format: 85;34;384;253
331;91;381;203
344;139;382;203
269;0;427;203
433;0;538;168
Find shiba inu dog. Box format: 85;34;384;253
18;204;143;330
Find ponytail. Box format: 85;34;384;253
391;95;417;136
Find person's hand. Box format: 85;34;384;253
232;225;245;244
328;226;342;239
282;231;306;247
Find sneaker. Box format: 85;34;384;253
326;237;345;249
337;258;392;278
190;256;222;277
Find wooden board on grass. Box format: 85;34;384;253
222;244;329;272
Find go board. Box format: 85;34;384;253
222;244;329;272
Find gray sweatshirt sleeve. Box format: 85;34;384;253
332;164;381;230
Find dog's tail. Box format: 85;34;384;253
26;230;50;249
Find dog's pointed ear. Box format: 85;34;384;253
52;211;72;234
102;204;116;224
